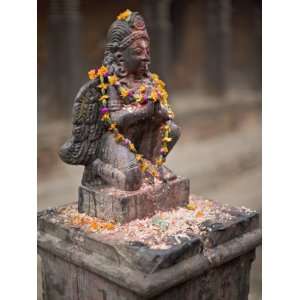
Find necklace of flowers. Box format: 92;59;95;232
88;65;174;178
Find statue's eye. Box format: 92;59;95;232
135;48;143;55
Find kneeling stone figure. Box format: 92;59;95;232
59;10;181;193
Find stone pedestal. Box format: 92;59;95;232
78;177;190;223
38;196;261;300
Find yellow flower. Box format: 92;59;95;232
119;87;129;98
108;123;117;131
151;73;159;81
150;90;158;102
98;82;108;90
134;94;142;103
89;222;100;232
102;222;115;230
163;124;171;132
129;143;137;152
150;168;159;177
101;112;110;122
161;146;169;154
162;136;172;143
115;133;125;142
140;161;149;173
117;9;132;21
108;74;118;85
186;202;197;211
139;84;146;93
158;79;166;87
135;154;143;161
88;69;97;80
100;95;109;101
156;157;164;167
159;89;168;104
97;65;108;76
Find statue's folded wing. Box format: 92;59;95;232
59;78;103;165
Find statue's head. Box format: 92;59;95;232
103;10;150;78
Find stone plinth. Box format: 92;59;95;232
38;196;261;300
78;177;189;223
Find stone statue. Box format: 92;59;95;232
59;10;181;192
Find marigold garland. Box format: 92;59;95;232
88;65;174;178
117;9;132;21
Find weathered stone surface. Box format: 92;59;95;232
38;198;261;299
78;177;189;223
59;10;182;193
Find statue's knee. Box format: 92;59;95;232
124;166;142;191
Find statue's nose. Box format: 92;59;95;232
141;51;150;62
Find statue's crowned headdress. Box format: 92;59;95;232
103;9;149;75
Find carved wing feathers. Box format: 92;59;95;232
59;78;103;165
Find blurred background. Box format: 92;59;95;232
37;0;261;298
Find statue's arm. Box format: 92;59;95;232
108;86;154;128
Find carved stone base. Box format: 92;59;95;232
78;177;190;223
37;197;261;300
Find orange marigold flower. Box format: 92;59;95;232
108;123;117;131
88;69;97;80
101;112;110;122
129;143;137;152
140;161;149;173
139;84;146;93
196;211;204;218
135;154;143;161
159;89;168;103
158;79;166;87
151;73;159;81
97;65;108;76
156;157;164;167
150;90;158;102
115;133;125;142
117;9;132;21
103;223;115;230
89;221;100;231
150;168;159;177
108;74;118;85
163;124;171;132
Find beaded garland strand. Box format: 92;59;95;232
88;65;174;178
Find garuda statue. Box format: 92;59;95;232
59;9;181;192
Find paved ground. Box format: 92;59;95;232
38;91;261;299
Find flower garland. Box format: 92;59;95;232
88;65;174;178
117;9;132;21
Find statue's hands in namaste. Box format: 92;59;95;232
143;99;155;116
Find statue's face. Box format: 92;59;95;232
123;38;150;76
